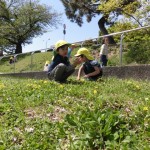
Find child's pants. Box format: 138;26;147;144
100;55;108;66
48;63;75;82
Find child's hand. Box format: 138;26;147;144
84;74;89;78
73;58;81;66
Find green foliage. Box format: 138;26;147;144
107;21;150;64
60;0;139;26
108;21;138;43
61;108;137;149
60;0;140;44
107;20;150;43
125;40;150;64
98;0;139;15
0;0;60;54
82;39;95;47
133;0;150;26
0;77;150;149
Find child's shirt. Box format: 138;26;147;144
83;60;102;80
100;44;108;58
67;47;72;58
48;54;70;73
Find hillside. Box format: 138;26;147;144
0;52;53;73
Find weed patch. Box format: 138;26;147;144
0;77;149;149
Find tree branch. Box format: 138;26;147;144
122;10;150;34
123;11;143;27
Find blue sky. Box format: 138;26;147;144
22;0;100;53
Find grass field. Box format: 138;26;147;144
0;77;149;149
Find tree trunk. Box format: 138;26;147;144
15;42;22;54
98;16;116;44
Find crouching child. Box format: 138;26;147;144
75;47;103;81
47;40;79;82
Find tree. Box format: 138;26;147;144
131;0;150;26
109;20;150;41
60;0;140;44
0;0;61;54
108;20;150;64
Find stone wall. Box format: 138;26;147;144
0;71;47;79
102;65;150;80
0;65;150;80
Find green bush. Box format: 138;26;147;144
125;40;150;64
82;40;94;47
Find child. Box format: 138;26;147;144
75;47;103;81
67;44;76;59
43;61;50;71
47;40;79;82
52;43;76;60
99;37;109;66
9;56;14;64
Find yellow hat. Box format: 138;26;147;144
75;47;94;60
55;40;70;50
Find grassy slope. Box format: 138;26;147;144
0;48;81;73
0;52;53;73
0;77;149;149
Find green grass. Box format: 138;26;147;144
0;77;149;149
0;52;53;73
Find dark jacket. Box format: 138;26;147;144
48;54;70;73
83;60;102;80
